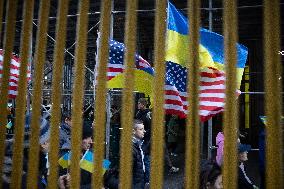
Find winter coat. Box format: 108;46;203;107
215;132;224;166
2;139;47;189
132;139;145;188
135;109;151;155
238;163;255;189
167;117;179;143
59;123;71;150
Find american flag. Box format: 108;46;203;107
105;40;227;121
0;49;31;98
165;61;227;121
107;40;154;81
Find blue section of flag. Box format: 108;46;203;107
109;40;154;76
167;2;248;68
166;62;187;92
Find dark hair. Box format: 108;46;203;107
200;161;222;189
138;98;148;106
63;113;71;121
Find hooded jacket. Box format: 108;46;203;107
215;132;224;166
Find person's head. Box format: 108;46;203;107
63;114;72;127
137;98;148;110
238;144;251;162
81;123;93;151
201;163;223;189
132;119;145;140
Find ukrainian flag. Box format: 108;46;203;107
79;150;111;173
58;151;111;174
166;2;248;88
259;116;284;126
58;152;71;169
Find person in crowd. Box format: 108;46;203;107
6;102;15;136
58;122;93;189
167;114;179;157
215;132;224;166
164;147;179;173
238;144;259;189
215;131;241;166
135;98;151;183
258;124;265;189
2;113;50;189
200;161;223;189
59;114;72;150
132;119;146;189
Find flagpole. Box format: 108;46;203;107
105;0;114;160
207;0;213;160
26;29;33;114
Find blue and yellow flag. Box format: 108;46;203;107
166;2;248;88
58;151;111;174
259;116;284;126
58;152;71;169
80;150;111;173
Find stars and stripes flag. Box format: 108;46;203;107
0;49;31;98
107;39;154;80
105;39;228;121
165;62;227;121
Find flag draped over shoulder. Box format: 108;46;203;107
0;49;31;98
106;39;154;98
165;2;248;121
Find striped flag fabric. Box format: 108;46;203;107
165;62;227;121
164;2;248;121
107;39;154;81
0;49;31;98
106;39;230;121
106;40;229;121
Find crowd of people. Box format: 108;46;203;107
2;98;263;189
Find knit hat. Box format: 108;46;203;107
238;144;251;153
25;113;50;145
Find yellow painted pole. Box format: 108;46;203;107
245;66;250;128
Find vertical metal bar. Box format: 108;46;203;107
0;1;18;186
26;0;50;188
244;66;250;128
47;0;69;188
149;0;167;188
0;0;4;44
92;0;111;188
207;0;213;161
185;0;201;188
104;0;114;161
69;0;90;188
118;0;138;188
223;0;238;189
10;0;35;188
208;0;213;31
105;91;111;159
264;0;283;188
207;118;212;159
110;0;114;39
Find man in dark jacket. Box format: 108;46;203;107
135;98;151;183
132;119;146;189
